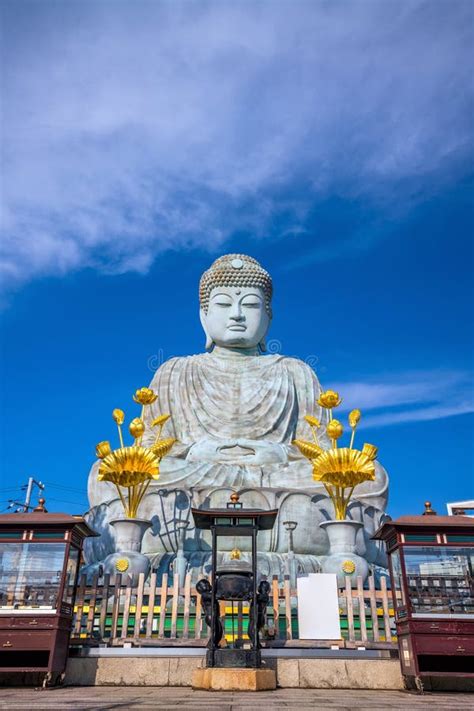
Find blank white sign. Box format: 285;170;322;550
297;573;341;640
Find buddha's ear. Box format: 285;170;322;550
199;308;214;352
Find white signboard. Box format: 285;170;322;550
297;573;341;640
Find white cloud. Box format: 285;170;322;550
1;1;472;290
363;401;474;428
333;369;474;428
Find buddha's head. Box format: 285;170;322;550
199;254;272;352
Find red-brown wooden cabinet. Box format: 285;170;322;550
0;503;96;685
373;507;473;691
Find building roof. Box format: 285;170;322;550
372;514;473;540
191;507;278;531
0;511;98;537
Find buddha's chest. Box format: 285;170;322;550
191;362;292;404
174;360;298;439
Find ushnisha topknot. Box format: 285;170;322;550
199;254;273;317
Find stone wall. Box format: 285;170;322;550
65;656;404;690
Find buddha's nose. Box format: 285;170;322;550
229;304;244;321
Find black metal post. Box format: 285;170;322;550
210;525;217;667
252;527;258;658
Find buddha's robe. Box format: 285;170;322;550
86;351;388;565
89;351;388;507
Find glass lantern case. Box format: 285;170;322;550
373;509;474;689
0;503;96;684
192;494;278;669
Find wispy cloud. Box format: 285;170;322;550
363;401;474;428
333;369;474;428
1;1;472;291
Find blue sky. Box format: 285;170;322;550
1;1;473;517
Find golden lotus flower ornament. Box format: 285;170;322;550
95;387;176;518
312;447;375;485
98;446;160;487
96;441;112;459
152;414;171;428
362;443;378;460
150;437;176;459
129;417;145;440
317;390;342;410
327;419;344;441
293;439;323;459
348;409;361;428
293;386;379;521
112;409;125;425
133;387;158;406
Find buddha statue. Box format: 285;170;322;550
86;254;389;578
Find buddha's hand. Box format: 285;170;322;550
186;438;288;465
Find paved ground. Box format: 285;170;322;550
0;687;472;711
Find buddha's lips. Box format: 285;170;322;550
227;325;246;331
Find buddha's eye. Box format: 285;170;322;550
241;300;261;308
214;301;232;308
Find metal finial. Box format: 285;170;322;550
422;501;437;516
230;492;240;503
33;497;47;513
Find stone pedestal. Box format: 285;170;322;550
192;667;276;691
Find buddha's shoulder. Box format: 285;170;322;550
151;353;319;378
151;353;210;376
275;355;319;379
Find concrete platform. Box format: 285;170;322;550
0;686;472;710
192;667;276;691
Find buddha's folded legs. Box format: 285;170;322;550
83;481;388;572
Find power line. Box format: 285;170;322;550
43;481;88;494
47;497;89;507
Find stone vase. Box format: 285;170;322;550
320;519;369;587
102;518;151;582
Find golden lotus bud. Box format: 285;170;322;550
112;408;125;425
129;417;145;439
304;415;320;428
317;390;342;409
96;441;112;459
349;409;361;428
133;387;158;406
327;419;344;440
230;548;241;560
362;443;378;460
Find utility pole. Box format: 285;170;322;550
8;477;44;512
23;477;44;511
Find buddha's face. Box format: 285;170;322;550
201;286;270;349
